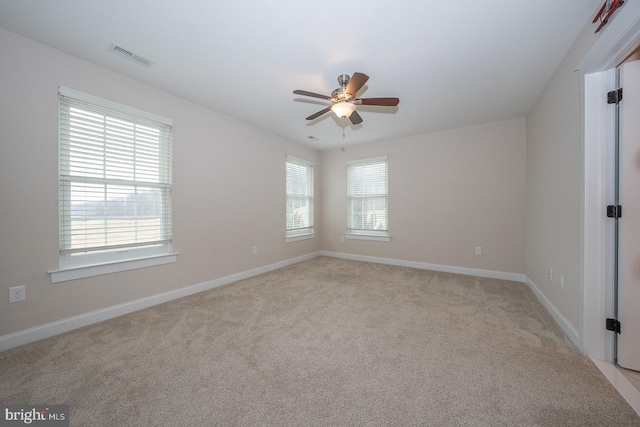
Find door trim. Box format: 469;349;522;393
582;1;640;361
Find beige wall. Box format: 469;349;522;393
0;28;320;336
320;118;527;274
2;18;594;344
526;23;599;332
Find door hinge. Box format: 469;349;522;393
608;88;623;104
607;205;622;218
606;318;621;334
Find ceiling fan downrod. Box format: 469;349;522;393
337;74;350;89
333;74;352;101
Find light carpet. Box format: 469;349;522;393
1;256;639;426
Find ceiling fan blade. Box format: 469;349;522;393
306;107;332;121
356;97;400;106
349;111;363;125
345;72;369;97
293;90;332;100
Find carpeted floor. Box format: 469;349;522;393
1;256;639;426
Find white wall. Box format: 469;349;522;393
321;118;527;274
526;22;599;335
0;28;320;337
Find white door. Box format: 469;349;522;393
618;59;640;371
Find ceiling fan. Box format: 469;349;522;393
293;72;399;125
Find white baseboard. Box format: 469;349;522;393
524;276;580;348
1;251;580;356
320;251;527;283
0;251;320;352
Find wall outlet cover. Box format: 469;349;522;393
9;286;26;303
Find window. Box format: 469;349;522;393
285;155;314;242
347;156;389;241
55;87;174;279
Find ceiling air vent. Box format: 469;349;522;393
108;42;154;68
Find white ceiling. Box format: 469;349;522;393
0;0;601;151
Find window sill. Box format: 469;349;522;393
345;233;391;242
284;233;316;243
49;253;178;283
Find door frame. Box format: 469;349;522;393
582;2;640;361
583;68;616;361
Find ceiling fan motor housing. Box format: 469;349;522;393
331;88;350;101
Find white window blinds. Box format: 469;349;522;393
58;88;173;263
347;156;388;235
286;155;314;237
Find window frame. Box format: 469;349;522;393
285;155;315;243
51;87;176;282
346;155;390;242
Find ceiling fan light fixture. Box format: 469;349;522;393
331;102;356;119
294;72;398;124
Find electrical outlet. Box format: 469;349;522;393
548;268;553;281
252;246;258;255
559;274;564;290
475;246;482;255
9;286;25;303
340;236;345;243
